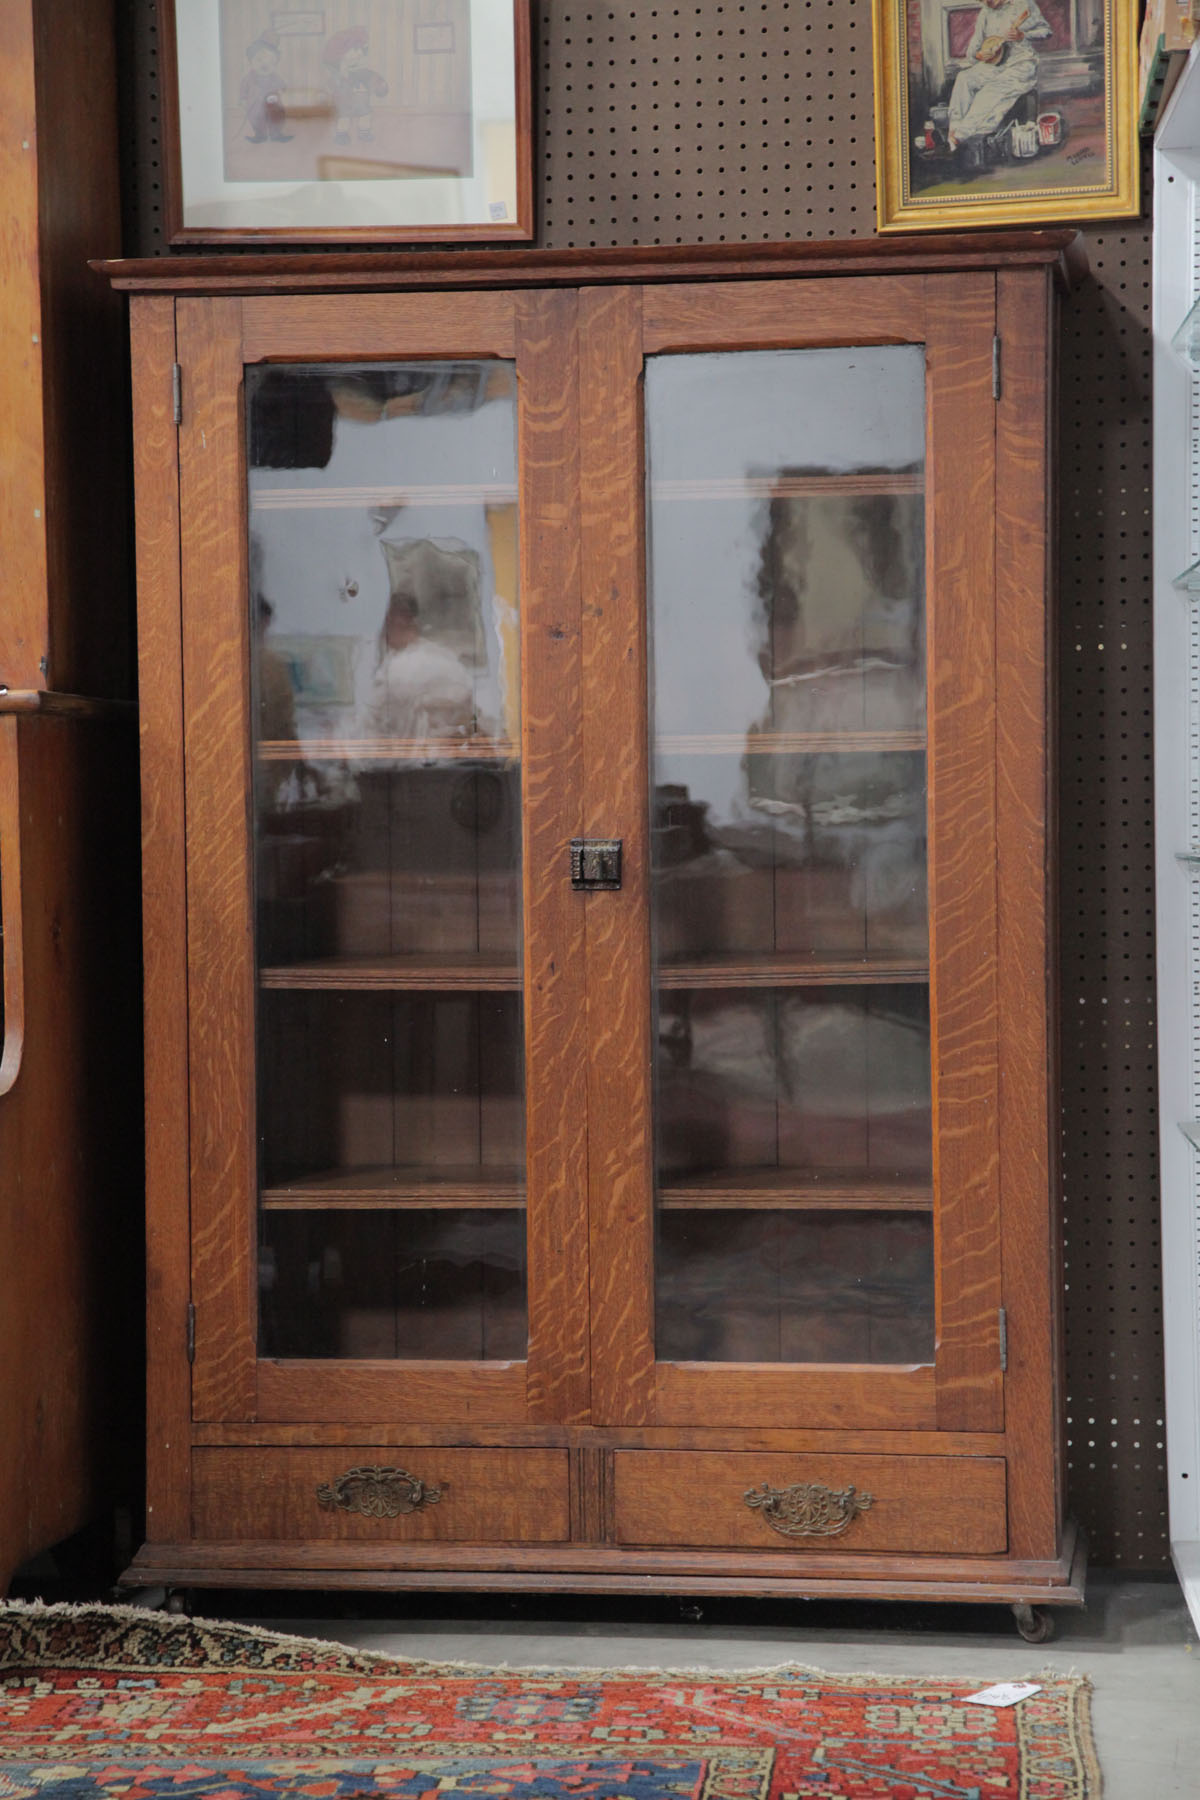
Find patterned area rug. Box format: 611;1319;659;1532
0;1602;1100;1799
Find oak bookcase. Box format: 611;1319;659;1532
106;234;1085;1634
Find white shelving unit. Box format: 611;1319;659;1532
1154;40;1200;1634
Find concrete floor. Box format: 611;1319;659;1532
218;1572;1199;1799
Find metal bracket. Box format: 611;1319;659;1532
570;838;622;890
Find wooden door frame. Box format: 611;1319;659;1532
177;291;588;1428
580;272;1005;1434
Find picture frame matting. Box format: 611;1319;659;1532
158;0;532;243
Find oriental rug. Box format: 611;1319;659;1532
0;1602;1100;1799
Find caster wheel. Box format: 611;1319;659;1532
678;1602;704;1623
1012;1602;1054;1643
164;1589;192;1617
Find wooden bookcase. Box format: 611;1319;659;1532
107;234;1085;1634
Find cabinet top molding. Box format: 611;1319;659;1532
97;231;1086;297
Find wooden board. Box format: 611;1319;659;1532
577;286;657;1427
924;275;1004;1434
132;294;194;1536
0;711;140;1591
0;0;130;698
995;268;1061;1559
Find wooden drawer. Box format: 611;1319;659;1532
193;1448;569;1543
612;1452;1007;1555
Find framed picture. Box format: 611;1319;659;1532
158;1;532;243
872;0;1139;230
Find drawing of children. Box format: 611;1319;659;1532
239;29;292;143
322;27;389;144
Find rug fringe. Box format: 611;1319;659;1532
0;1598;1094;1692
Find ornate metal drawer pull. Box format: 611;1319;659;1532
743;1479;874;1539
316;1465;444;1518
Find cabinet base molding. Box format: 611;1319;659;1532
122;1521;1085;1609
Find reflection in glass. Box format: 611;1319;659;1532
247;361;525;1362
656;1210;934;1364
646;346;933;1366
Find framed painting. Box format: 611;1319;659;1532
158;0;532;242
872;0;1139;229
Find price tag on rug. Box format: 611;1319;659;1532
963;1682;1043;1708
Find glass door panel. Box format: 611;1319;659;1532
646;346;932;1366
247;360;525;1362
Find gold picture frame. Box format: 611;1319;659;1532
872;0;1139;230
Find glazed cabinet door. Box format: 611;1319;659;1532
582;275;1005;1435
178;291;589;1427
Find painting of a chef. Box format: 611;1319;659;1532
946;0;1052;151
874;0;1137;228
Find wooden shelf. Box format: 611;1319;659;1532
659;730;925;755
259;737;516;764
261;954;521;992
250;483;518;511
246;474;922;512
658;954;927;990
652;472;924;501
659;1168;933;1212
260;953;927;993
261;1165;525;1210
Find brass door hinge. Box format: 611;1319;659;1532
992;336;1002;401
998;1305;1008;1373
172;363;183;426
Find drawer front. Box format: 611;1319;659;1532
193;1448;569;1543
612;1452;1007;1555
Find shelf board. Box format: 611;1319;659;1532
250;483;518;511
652;472;924;501
261;1165;525;1210
659;1168;933;1211
1176;851;1200;871
657;954;928;989
261;954;521;992
659;730;925;756
1173;556;1200;594
1171;294;1200;361
246;475;925;512
1178;1122;1200;1154
259;736;516;764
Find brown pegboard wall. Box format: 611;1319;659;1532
539;2;873;245
1057;176;1163;1569
119;1;1166;1566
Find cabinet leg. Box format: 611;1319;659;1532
1012;1603;1055;1643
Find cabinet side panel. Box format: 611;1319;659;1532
996;267;1062;1559
0;712;140;1591
578;287;656;1425
925;273;1004;1432
0;2;49;688
177;298;258;1422
132;295;193;1536
517;289;591;1425
32;0;130;696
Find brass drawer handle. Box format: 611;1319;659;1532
316;1465;445;1518
743;1480;874;1539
